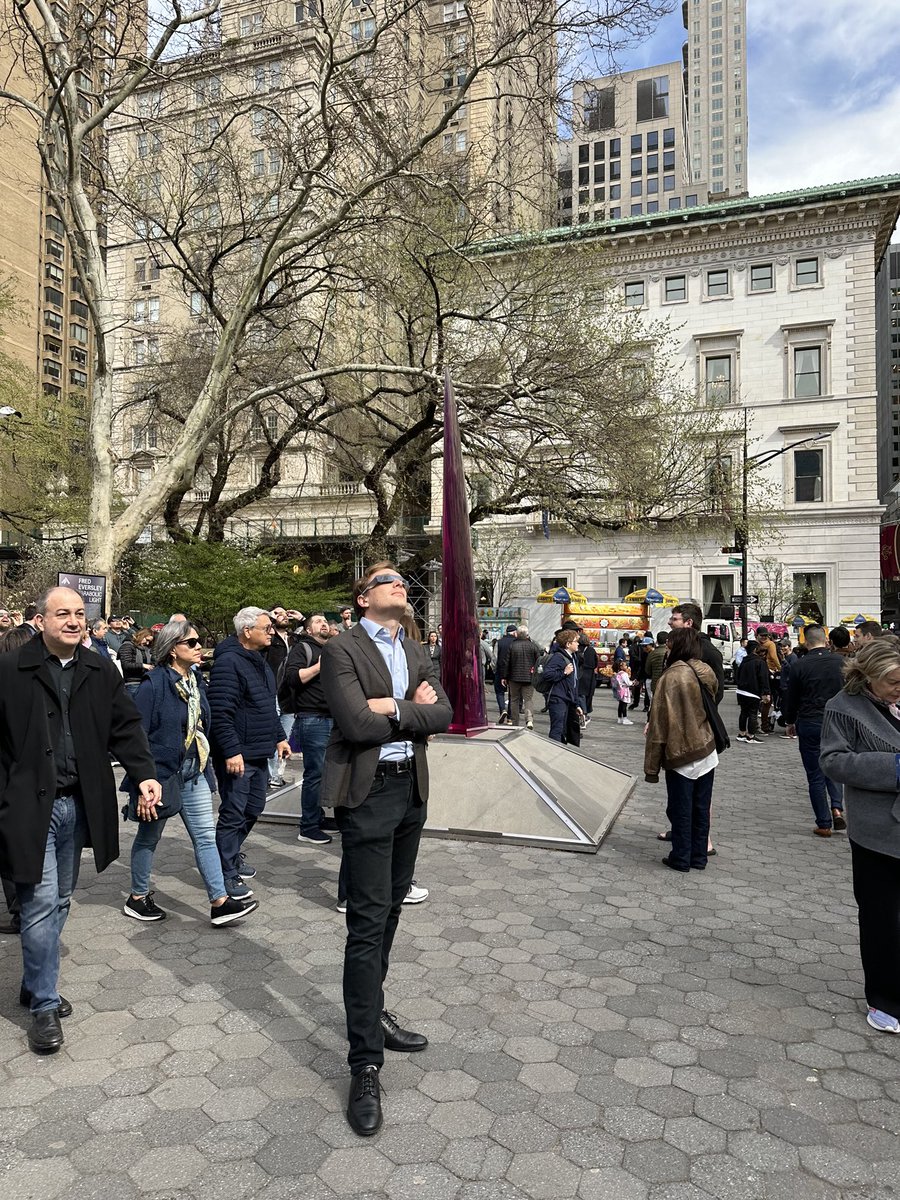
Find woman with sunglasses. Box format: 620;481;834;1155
122;619;258;926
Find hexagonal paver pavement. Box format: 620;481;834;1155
1;694;897;1199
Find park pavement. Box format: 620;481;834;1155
0;687;898;1200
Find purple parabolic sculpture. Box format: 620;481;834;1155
441;368;488;734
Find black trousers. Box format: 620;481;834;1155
850;839;900;1021
737;696;760;734
335;768;425;1073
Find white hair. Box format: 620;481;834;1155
517;625;530;637
234;606;269;635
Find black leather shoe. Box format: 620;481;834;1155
27;1010;64;1054
20;986;72;1018
347;1066;382;1136
0;914;20;934
661;856;690;872
381;1009;428;1052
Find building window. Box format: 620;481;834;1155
793;572;826;620
750;263;773;292
133;297;160;324
593;163;604;183
646;177;658;194
795;257;820;287
593;141;604;159
646;154;658;174
663;174;675;191
44;309;63;332
707;268;730;298
783;323;832;399
584;87;614;132
618;575;647;599
45;262;64;284
630;180;642;197
631;134;642;152
69;322;88;344
443;1;466;20
240;11;263;36
705;355;732;403
624;281;644;307
630;203;643;216
664;275;686;303
793;451;824;503
636;75;669;121
646;131;658;151
630;156;642;176
132;424;159;452
350;17;375;40
442;130;466;153
794;347;822;398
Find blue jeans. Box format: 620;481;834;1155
665;768;715;870
268;710;294;781
494;681;507;718
797;718;843;828
291;713;332;836
130;774;226;903
16;795;87;1012
216;758;268;880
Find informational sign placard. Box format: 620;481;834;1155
58;572;107;623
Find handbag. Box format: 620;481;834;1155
122;767;185;822
690;666;730;754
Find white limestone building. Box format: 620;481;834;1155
460;176;900;626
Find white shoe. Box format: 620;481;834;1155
336;899;347;913
403;882;429;904
616;717;622;724
526;720;534;730
621;718;634;726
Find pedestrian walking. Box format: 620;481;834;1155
122;619;259;927
0;587;160;1055
208;608;291;901
505;625;540;729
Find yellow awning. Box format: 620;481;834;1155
624;588;680;606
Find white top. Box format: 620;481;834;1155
672;748;718;780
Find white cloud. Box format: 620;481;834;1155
749;83;900;196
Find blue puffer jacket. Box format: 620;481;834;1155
123;665;216;789
542;649;580;704
208;635;283;761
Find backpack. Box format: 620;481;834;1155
276;640;312;706
612;674;631;702
533;652;553;695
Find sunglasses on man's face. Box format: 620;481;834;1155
362;574;410;594
178;637;202;648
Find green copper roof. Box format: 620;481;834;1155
473;174;900;258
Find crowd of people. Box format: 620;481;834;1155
0;583;898;1145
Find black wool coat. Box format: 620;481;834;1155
0;636;157;884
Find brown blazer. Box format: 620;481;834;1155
319;623;453;809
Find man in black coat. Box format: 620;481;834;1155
0;586;159;1055
494;624;517;723
668;602;725;703
320;562;452;1137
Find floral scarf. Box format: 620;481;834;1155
172;669;210;770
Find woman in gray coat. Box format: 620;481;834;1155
820;636;900;1034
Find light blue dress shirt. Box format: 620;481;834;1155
359;617;412;762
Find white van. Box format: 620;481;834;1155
702;619;740;681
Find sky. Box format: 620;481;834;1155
614;0;900;198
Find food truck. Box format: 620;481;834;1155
564;601;661;685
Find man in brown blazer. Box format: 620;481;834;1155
320;562;452;1136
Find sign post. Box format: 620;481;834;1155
58;572;107;623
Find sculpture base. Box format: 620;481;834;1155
260;729;634;854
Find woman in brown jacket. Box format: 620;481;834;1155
644;627;719;872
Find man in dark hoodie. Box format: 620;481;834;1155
209;607;291;900
494;624;517;723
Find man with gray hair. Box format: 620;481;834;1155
208;607;291;899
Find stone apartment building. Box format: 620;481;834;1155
105;0;556;546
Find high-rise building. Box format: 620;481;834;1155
557;0;747;226
682;0;748;197
558;63;704;226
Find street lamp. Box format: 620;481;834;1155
735;410;830;641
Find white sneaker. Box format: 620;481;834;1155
336;899;347;913
526;720;534;730
403;882;429;904
867;1007;900;1033
621;718;634;726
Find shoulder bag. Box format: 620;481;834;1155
690;665;730;754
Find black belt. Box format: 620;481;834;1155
374;758;414;776
55;786;80;800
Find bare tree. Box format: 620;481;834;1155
0;0;676;583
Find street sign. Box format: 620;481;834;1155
730;594;759;606
728;557;743;566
